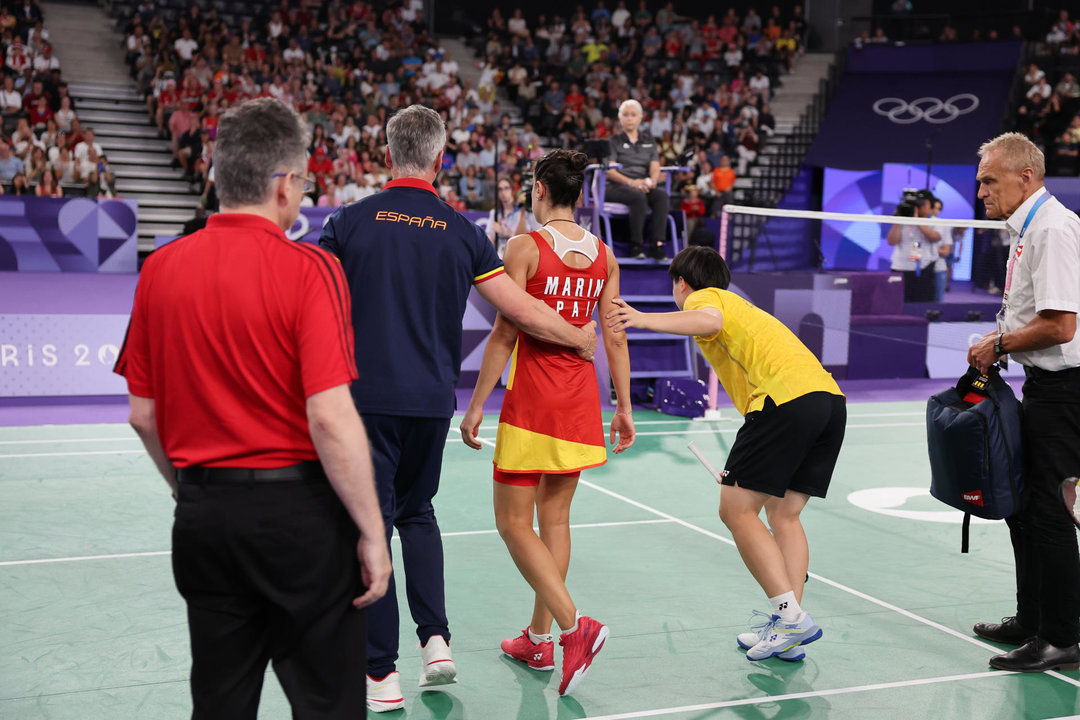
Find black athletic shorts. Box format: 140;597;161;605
721;391;847;499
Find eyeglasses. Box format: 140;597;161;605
272;171;316;193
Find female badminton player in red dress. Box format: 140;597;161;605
461;149;635;696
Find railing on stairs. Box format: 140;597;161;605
725;49;847;272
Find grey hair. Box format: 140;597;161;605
214;98;310;208
978;132;1045;181
619;99;643;116
386;105;446;175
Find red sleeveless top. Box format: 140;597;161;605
493;230;610;473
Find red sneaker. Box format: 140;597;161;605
558;616;609;695
501;629;555;671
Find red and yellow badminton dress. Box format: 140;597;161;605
493;230;609;480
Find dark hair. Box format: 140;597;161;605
533;148;588;208
668;246;731;291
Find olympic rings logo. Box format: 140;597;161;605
872;94;980;124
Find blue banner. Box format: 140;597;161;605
805;42;1021;170
821;163;976;279
0;196;139;273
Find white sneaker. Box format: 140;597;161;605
419;635;458;687
746;611;822;662
366;671;404;713
737;630;805;661
737;610;805;661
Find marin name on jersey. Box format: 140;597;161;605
544;275;605;318
374;209;448;230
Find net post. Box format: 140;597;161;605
718;206;730;259
702;369;722;420
703;207;728;422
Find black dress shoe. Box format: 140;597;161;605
989;638;1080;672
973;616;1034;646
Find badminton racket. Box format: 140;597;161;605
688;441;723;484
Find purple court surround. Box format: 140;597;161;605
0;268;1021;426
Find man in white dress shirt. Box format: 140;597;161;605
968;132;1080;673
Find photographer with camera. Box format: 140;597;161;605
886;189;941;302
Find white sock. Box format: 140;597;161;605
528;628;554;644
561;610;581;635
769;591;802;623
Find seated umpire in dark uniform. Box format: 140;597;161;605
319;104;597;712
115;98;391;719
605;98;671;260
968;132;1080;673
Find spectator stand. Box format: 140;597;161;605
466;3;837;262
0;1;129;203
1009;16;1080;175
105;0;492;253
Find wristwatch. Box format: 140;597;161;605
994;332;1005;356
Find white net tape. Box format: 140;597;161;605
699;205;1012;413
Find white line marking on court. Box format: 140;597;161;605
577;478;1080;691
0;519;675;567
393;518;673;541
582;671;1013;720
446;411;925;435
2;422;924;456
633;422;923;437
0;550;171;566
0;449;146;459
0;437;138;445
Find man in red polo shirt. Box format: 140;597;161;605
115;98;391;719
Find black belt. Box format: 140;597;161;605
177;460;326;484
1023;365;1080;379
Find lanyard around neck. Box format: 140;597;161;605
1003;192;1051;299
1018;192;1050;241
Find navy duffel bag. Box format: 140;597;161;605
926;366;1024;552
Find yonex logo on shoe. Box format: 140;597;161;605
533;653;543;661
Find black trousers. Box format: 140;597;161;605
1006;367;1080;646
603;182;670;251
362;414;452;676
172;479;367;719
899;268;935;302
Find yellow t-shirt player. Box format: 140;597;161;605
607;245;846;664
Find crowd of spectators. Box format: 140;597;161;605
1015;59;1080;175
1011;11;1080;175
0;0;115;198
131;0;482;209
485;2;797;215
128;0;803;218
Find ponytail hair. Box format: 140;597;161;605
533;148;588;209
